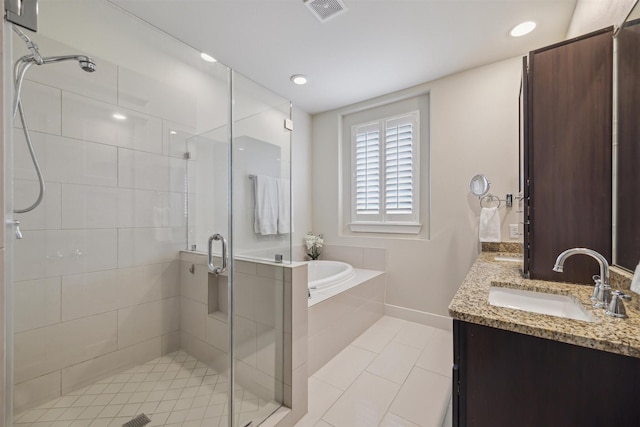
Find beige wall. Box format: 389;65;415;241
312;57;522;317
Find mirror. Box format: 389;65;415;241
470;174;490;197
614;0;640;271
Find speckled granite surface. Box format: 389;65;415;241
481;242;523;254
449;252;640;359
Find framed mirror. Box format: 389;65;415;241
470;174;490;197
614;0;640;271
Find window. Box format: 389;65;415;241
350;111;421;233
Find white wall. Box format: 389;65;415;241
567;0;636;38
312;57;522;316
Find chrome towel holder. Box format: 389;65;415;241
480;194;507;208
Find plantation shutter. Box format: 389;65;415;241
355;123;380;215
385;116;414;215
350;110;420;232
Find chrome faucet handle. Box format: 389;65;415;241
593;283;612;309
606;291;631;319
590;275;602;301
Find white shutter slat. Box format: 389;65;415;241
355;127;380;214
385;119;414;214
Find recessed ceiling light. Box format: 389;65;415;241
200;52;217;63
112;113;127;120
510;21;537;37
170;130;177;135
290;74;308;85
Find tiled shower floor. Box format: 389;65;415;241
13;351;279;427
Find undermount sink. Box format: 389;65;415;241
494;255;522;263
488;286;595;323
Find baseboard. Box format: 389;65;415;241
384;304;453;331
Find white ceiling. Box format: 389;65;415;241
110;0;578;114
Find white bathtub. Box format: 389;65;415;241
308;260;356;291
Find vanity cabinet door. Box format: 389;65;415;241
524;28;613;284
453;320;640;427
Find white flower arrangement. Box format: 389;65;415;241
304;232;324;260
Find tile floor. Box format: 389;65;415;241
295;316;453;427
12;316;452;427
13;351;279;427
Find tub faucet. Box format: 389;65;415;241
552;248;610;308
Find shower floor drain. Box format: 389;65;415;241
122;413;151;427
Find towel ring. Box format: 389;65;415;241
480;194;502;209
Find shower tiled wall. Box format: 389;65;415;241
11;36;195;412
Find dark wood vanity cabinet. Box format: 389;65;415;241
523;28;613;284
452;320;640;427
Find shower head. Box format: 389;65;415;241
41;55;97;72
77;56;97;73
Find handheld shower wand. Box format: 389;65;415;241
12;26;97;215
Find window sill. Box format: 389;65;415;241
349;222;422;234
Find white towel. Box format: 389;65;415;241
479;207;501;242
277;178;292;234
253;175;279;235
631;261;640;294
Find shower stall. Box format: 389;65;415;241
3;1;293;426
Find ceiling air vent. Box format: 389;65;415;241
304;0;348;22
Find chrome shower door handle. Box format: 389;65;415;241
208;233;228;274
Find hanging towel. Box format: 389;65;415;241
253;175;279;235
277;178;292;234
631;261;640;294
479;207;501;242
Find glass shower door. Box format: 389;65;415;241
230;72;291;427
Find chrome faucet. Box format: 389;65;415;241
552;248;610;308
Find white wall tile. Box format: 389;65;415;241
14;312;118;383
61;262;179;321
234;315;257;367
169;156;188;193
118;67;196;127
118;148;170;191
206;315;228;353
180;297;207;341
256;324;282;380
232;272;255;322
117;297;179;348
61;337;161;394
253;276;282;328
13;371;61;414
186;337;228;374
163;121;196;158
115;188;185;228
14;229;118;281
62;92;162;153
14;180;62;230
61;184;120;229
117;227;183;268
179;261;208;304
14;80;62;135
162;331;181;355
14;131;118;187
61;269;118;321
14;278;61;333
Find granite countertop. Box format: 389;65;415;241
448;252;640;358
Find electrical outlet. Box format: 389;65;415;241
509;224;519;239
